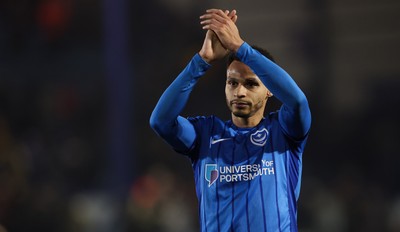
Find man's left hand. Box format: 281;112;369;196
200;9;244;53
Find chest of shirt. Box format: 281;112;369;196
197;128;289;188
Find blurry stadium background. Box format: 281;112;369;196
0;0;399;231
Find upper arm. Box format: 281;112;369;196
175;116;197;151
235;42;312;140
150;115;197;154
278;94;311;140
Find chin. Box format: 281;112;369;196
232;111;251;118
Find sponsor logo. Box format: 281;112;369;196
204;160;275;185
205;164;219;187
250;128;269;146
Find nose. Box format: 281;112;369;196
234;84;247;98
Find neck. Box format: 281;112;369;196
231;113;264;128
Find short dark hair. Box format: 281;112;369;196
227;45;275;67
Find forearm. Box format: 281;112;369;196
149;54;210;147
236;42;305;107
236;42;311;138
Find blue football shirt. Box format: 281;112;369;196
185;113;307;232
150;42;311;232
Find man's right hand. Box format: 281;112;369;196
198;10;237;63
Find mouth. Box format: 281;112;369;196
231;100;251;108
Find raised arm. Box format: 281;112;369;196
149;55;209;153
150;10;238;153
237;43;311;139
200;9;311;139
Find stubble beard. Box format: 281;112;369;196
227;98;266;119
227;100;253;118
232;109;251;118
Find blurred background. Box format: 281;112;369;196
0;0;399;231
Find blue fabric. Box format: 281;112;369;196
150;53;209;152
150;42;311;231
235;42;311;140
188;115;306;232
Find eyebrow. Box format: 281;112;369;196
227;76;260;83
244;77;259;82
226;76;238;80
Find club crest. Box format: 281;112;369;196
250;128;269;146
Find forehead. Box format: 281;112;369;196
227;61;258;79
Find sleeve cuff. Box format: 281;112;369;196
194;53;212;71
235;42;251;61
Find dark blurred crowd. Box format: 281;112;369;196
1;0;400;232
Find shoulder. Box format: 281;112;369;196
265;110;280;123
187;115;225;126
267;110;309;149
184;115;228;159
187;115;229;138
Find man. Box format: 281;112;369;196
150;9;311;232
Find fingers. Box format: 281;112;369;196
200;9;236;30
201;9;234;20
231;14;238;23
200;9;237;24
228;9;236;19
199;8;243;52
